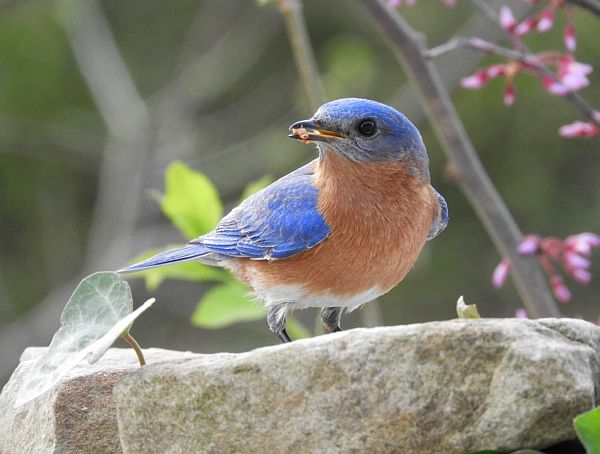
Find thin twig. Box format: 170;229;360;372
361;0;560;318
275;0;326;111
569;0;600;18
59;0;152;272
467;0;500;23
427;37;600;126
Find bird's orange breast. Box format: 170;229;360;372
230;151;437;300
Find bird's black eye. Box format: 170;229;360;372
357;119;376;137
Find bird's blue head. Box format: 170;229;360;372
289;98;429;179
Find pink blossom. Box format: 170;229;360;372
487;64;506;78
461;65;506;90
492;259;511;288
564;24;576;52
564;251;591;271
539;237;562;260
542;75;569;96
557;55;592;91
565;233;600;256
504;83;516;106
499;6;517;32
515;17;538;36
515;308;528;318
559;121;600;138
550;275;572;303
493;232;598;303
461;71;488;89
537;9;555;32
572;268;592;284
517;234;540;255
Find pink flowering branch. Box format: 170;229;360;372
425;0;600;138
427;37;600;133
494;233;600;303
362;0;560;317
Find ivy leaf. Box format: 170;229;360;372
14;272;154;408
127;246;226;291
191;282;265;328
160;161;223;240
575;406;600;454
240;175;273;201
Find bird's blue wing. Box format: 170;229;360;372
195;161;330;260
428;187;448;240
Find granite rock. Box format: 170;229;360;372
2;319;599;454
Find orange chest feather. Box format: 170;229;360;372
233;152;437;296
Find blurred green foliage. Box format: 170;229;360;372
575;406;600;454
160;161;223;240
0;0;599;374
130;161;309;338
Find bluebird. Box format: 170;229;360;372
119;98;448;343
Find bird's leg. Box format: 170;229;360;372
267;303;292;343
320;307;343;333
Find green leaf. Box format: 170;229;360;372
15;272;154;407
575;406;600;454
456;295;481;319
160;161;223;240
240;175;273;201
191;283;266;328
286;317;311;339
127;246;226;291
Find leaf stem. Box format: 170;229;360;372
361;0;560;318
122;331;146;366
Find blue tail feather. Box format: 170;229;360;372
118;244;211;273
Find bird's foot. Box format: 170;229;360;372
321;307;343;334
323;323;342;333
268;303;293;343
276;329;292;343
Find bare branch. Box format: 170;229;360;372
275;0;326;111
569;0;600;19
466;0;500;23
361;0;560;318
59;0;152;271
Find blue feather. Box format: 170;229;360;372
428;188;448;240
118;244;211;272
196;160;330;259
120;160;331;273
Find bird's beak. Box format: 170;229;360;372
288;119;343;143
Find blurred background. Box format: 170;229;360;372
1;0;599;387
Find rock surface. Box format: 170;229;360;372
1;319;600;454
0;348;199;454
